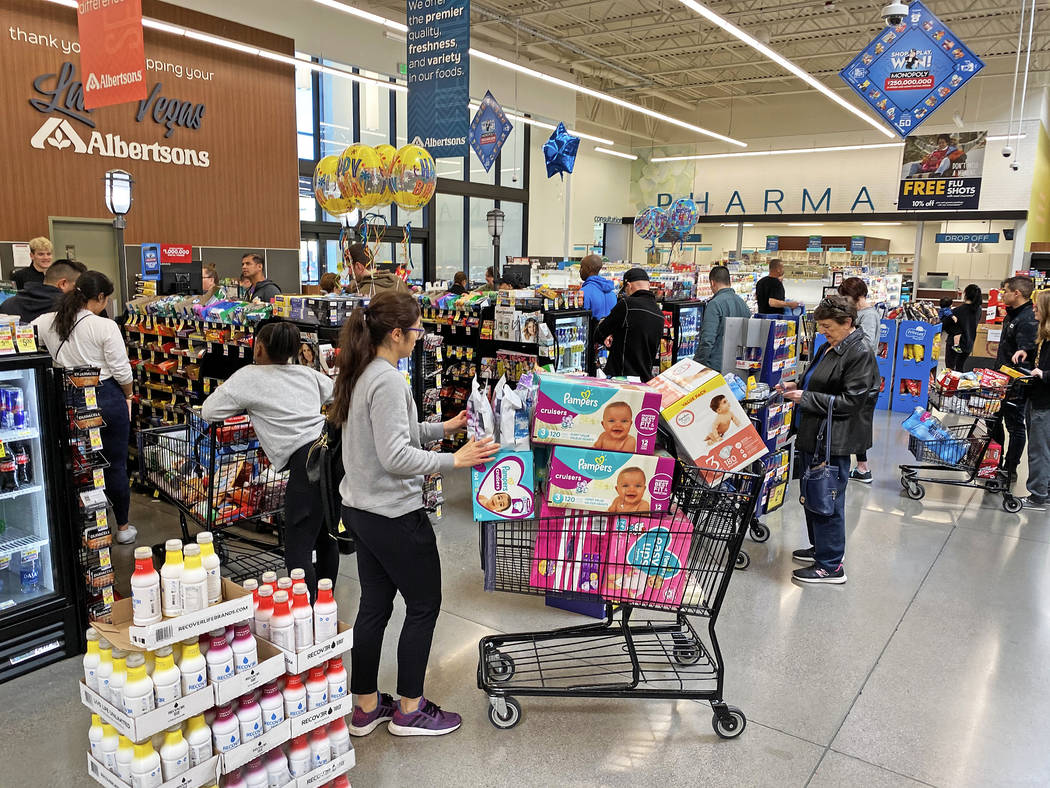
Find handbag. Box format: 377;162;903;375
306;420;353;553
799;396;839;517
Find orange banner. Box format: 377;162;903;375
76;0;147;109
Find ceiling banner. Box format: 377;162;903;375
76;0;148;109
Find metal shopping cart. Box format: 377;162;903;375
477;463;763;735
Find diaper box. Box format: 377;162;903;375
529;501;607;594
547;446;676;513
601;510;694;608
471;450;536;522
533;372;662;455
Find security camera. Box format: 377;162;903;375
1010;161;1019;171
1001;146;1014;158
882;2;908;25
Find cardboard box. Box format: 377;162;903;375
212;638;286;705
529;502;607;593
258;621;353;675
292;748;356;788
471;450;535;521
220;718;291;774
87;753;220;788
601;510;694;608
289;693;353;737
80;680;215;744
547;447;676;513
93;578;253;651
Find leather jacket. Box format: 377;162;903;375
795;328;879;455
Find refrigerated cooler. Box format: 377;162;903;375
0;352;81;683
542;308;593;375
663;300;704;364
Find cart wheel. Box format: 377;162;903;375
487;652;515;683
488;697;521;730
749;520;770;543
712;706;747;739
735;551;750;570
900;474;910;489
1003;496;1024;514
905;482;925;500
671;634;702;666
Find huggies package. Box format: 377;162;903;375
471;450;535;522
602;511;694;607
547;447;676;513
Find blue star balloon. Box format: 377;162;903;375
543;122;580;179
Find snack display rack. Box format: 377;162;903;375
892;320;941;413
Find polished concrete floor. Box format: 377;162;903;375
4;412;1049;786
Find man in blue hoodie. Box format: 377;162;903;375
695;265;750;371
579;255;616;320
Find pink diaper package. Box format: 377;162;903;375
547;446;676;513
529;502;608;594
601;510;694;608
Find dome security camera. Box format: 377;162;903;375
1010;161;1019;171
1001;146;1014;158
882;2;908;25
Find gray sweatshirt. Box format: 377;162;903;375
855;306;880;352
340;357;454;517
201;364;333;471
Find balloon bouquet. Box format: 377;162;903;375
634;197;700;258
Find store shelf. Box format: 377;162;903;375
0;484;43;502
0;427;40;443
0;534;49;556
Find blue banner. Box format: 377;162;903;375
840;1;984;138
935;233;999;244
809;235;823;249
851;235;866;252
406;0;469;158
141;243;160;281
469;91;513;172
765;235;779;252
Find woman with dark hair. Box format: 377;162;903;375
201;321;335;597
34;272;136;543
837;277;880;483
448;271;469;295
777;295;878;585
329;291;496;737
942;284;982;371
319;272;341;296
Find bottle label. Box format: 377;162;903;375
270;625;294;652
208;659;234;682
313;751;330;767
240;718;263;740
124;690;156;717
102;750;118;770
294;618;313;650
181;583;205;614
161;754;188;777
85;666;98;690
131;764;162;788
307;687;328;709
188;739;213;767
217;730;240;753
331;736;350;757
329;681;346;700
161;577;181;617
182;669;207;694
206;568;221;605
234;650;258;673
257;619;271;641
285;696;306;717
289;757;311;778
314;613;337;642
262;705;284;730
154;679;181;707
132;584;162;624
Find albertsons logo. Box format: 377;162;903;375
30;116;210;168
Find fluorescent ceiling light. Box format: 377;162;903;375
720;223;755;227
675;0;894;139
593;146;638;160
862;222;904;226
654;142;904;162
987;133;1027;141
787;223;824;227
310;0;410;31
142;19;186;37
467;103;613;145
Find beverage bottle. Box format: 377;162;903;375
289;568;308;599
88;713;104;758
268;590;294;651
15;444;30;485
326;657;347;702
115;736;135;783
179;640;208;695
160;540;184;618
291;582;313;650
231;623;258;674
264;747;291;788
19;552;39;594
283;673;307;718
205;628;235;684
131;740;163;788
327;717;351;757
225;768;246;788
198;631;210;655
276;576;293;597
286;735;312;778
211;704;240;753
185;714;213;767
260;571;278;596
151;646;181;706
108;650;128;710
160;725;190;781
332;776;351;788
0;453;17;492
123;653;156;717
242;579;259;633
313;579;338;643
236;692;264;742
132;547;163;626
144;649;155;675
244;758;269;788
309;727;331;769
96;638;114;701
305;665;328;710
224;623;236;645
196;532;222;606
254;586;274;642
83;628;101;691
259;680;285;730
180;544;207;614
100;723;120;771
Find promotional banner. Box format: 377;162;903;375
850;236;866;252
76;0;148;109
140;243;160;281
898;130;986;210
406;0;469;158
839;1;984;138
765;236;779;252
160;243;192;263
469;90;513;172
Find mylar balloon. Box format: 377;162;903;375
634;206;668;241
390;144;437;213
336;144;386;212
543;122;580;179
313;155;353;216
375;144;398;175
667;198;700;236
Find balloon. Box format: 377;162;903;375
336;144;386;211
375;144;398;175
543;122;580;179
667;197;700;236
390;144;437;213
313;155;354;216
634;206;668;241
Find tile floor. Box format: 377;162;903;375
3;412;1049;786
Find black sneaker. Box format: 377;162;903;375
849;469;873;484
792;564;847;584
1019;497;1047;511
791;547;815;564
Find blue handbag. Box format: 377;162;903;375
799;396;839;517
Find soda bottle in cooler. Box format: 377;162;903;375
15;444;30;486
0;452;18;491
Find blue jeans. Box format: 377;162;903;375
97;378;130;526
798;451;850;570
1027;405;1050;501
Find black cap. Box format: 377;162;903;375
623;267;649;283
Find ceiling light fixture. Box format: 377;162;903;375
593;146;638;160
653;142;904;162
787;223;825;227
861;222;904;226
467;103;613;145
720;223;755;227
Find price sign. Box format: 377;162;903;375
88;427;103;450
99;548;111;568
21;547;39;562
102;586;114;605
97;510;108;528
0;326;15;355
15;326;37;353
84;387;97;408
93;469;105;488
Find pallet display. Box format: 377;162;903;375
892;320;941;413
875;318;898;410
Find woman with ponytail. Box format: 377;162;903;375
34;272;136;543
330;291;496;738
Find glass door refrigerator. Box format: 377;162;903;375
0;352;81;684
541;308;593;375
664;300;704;364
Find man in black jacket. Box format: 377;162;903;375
241;253;282;303
594;268;664;381
0;260;81;322
993;275;1038;480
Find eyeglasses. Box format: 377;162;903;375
405;327;425;337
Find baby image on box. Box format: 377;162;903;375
593;401;638;453
705;393;746;447
471;451;535;522
608;466;649;513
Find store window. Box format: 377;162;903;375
500;201;524;260
318;62;355;160
395;90;408;148
300;239;320;285
299;176;317;222
500;133;526;190
468;198;496;281
295;61;315;160
435;194;464;282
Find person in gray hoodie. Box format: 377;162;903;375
694;266;750;371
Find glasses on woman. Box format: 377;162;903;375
405;327;425;337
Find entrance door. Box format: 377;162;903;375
48;219;121;312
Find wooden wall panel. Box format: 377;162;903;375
0;0;299;249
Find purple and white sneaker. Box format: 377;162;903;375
387;698;462;737
348;692;398;736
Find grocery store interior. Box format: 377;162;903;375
0;0;1049;786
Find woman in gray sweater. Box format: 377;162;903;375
329;291;497;738
838;277;880;483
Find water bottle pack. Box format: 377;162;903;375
901;407;968;465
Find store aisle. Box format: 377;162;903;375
3;413;1049;787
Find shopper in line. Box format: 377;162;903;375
695;265;749;371
12;237;53;290
448;271;469;295
992;275;1037;485
201;322;335;598
330;291;497;737
594;267;664;381
344;242;407;296
777;295;878;585
578;254;617;321
1012;290;1050;509
241;253;282;303
320;272;341;296
34;272;136;544
485;267;496;290
941;284;982;372
837;277;880;484
755;258;801;315
200;263;228;303
0;259;81;322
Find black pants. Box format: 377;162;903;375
97;379;130;525
345;505;441;700
991;399;1028;472
284;443;340;599
945;345;970;372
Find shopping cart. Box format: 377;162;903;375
477;463;763;736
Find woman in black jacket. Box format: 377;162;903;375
777;296;878;584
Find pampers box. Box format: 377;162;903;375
533;372;662;455
547;446;676;513
602;510;693;608
471;450;535;522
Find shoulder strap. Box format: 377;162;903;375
816;395;835;464
54;313;91;363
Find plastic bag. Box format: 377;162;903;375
512;373;535;451
467;376;496;441
491;375;508;444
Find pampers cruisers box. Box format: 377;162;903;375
547;447;676;513
471;450;535;522
533;372;662;455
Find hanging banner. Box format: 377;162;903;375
765;236;779;252
406;0;469;159
898;130;986;210
839;1;984;138
469;91;513;172
76;0;148;109
850;236;866;252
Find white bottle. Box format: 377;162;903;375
260;570;278;595
327;717;352;757
236;693;264;742
231;623;258;674
326;657;347;702
289;568;308;600
151;646;181;706
254;586;274;642
313;579;338;643
276;577;293;597
205;628;235;684
108;650;128;710
264;748;291;788
83;628;101;691
258;681;285;731
286;735;312;779
196;532;222;606
243;580;259;634
96;638;114;701
100;723;120;771
268;590;294;651
244;758;269;788
211;704;240;753
282;673;307;718
309;727;331;769
179;641;208;695
115;736;135;783
225;768;247;788
132;546;163;626
180;544;207;614
185;714;213;767
160;725;190;781
123;653;156;717
305;666;328;710
291;582;314;650
88;713;104;758
160;539;184;618
131;741;163;788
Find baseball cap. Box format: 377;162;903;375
623;267;649;283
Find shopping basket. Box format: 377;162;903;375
477;463;762;736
